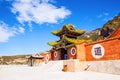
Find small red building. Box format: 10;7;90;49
28;53;43;66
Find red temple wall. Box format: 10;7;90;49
85;38;120;61
52;50;60;60
44;52;52;63
67;47;76;59
75;44;86;61
44;37;120;62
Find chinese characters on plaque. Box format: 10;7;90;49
92;44;105;59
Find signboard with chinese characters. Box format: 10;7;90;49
91;44;105;59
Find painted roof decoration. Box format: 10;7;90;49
47;35;91;46
51;24;86;37
48;24;91;50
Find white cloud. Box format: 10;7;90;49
97;14;103;18
0;21;24;42
18;27;25;33
103;12;109;16
11;0;71;26
97;12;111;21
97;12;109;18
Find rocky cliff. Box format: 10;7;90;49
78;13;120;41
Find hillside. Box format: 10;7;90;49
0;55;31;65
78;13;120;41
0;52;45;65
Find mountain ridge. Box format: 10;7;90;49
78;13;120;41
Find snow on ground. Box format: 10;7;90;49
0;65;120;80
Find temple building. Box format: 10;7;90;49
44;24;91;61
44;24;120;63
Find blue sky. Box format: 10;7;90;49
0;0;120;56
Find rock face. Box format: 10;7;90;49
0;55;30;65
78;14;120;41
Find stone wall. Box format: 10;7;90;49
86;60;120;75
63;59;76;72
64;59;120;75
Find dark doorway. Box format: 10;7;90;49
60;48;68;60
